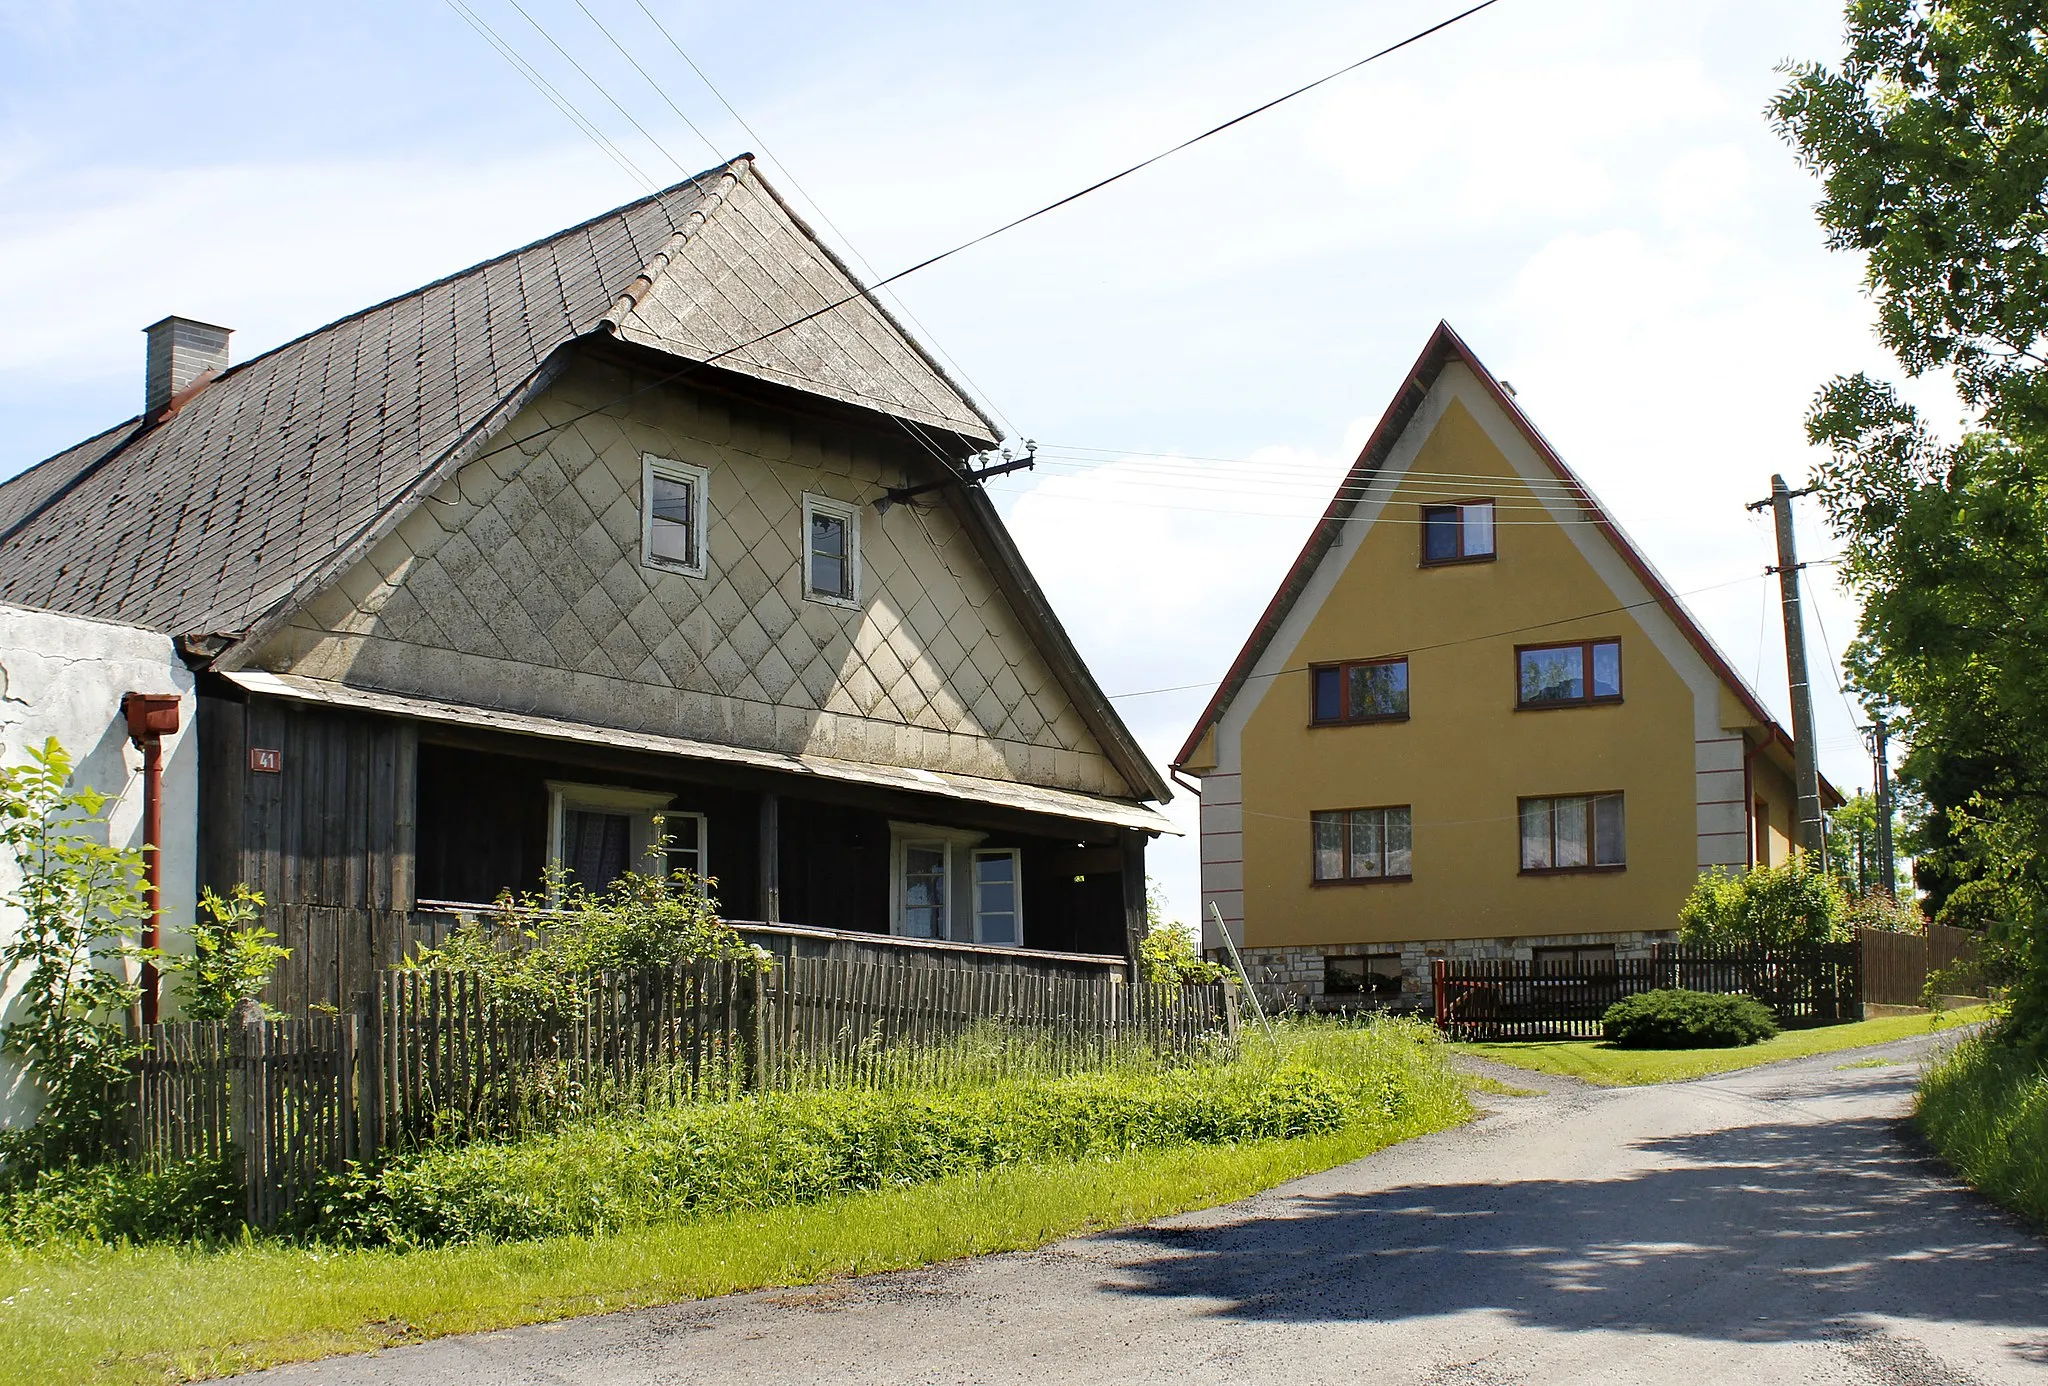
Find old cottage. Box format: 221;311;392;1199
0;157;1173;1013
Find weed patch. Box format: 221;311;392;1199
1917;1037;2048;1227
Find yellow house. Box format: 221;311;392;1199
1173;324;1832;1008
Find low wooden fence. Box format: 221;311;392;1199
1431;942;1860;1041
132;1015;357;1228
127;958;1238;1225
762;957;1236;1088
1860;925;1985;1007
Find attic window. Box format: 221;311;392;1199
803;493;860;607
642;454;709;578
1421;501;1495;565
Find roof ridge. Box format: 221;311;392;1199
597;162;747;332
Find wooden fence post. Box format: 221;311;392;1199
748;964;769;1092
352;988;382;1160
228;998;265;1226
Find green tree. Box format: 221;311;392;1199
1136;880;1223;985
1679;861;1850;949
0;740;150;1169
1774;1;2048;1043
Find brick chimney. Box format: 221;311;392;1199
144;316;231;416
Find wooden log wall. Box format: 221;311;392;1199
199;693;418;1012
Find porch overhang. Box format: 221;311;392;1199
222;671;1178;837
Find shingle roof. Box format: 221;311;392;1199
0;157;998;635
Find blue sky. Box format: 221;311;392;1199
0;0;1941;924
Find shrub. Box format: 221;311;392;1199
1843;889;1925;935
0;738;150;1171
1602;989;1780;1049
1678;860;1849;948
297;1019;1458;1248
1918;1037;2048;1228
1137;881;1224;985
0;1155;241;1247
411;844;765;1019
163;884;287;1022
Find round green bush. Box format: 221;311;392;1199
1601;989;1780;1049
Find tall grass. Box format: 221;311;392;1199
1917;1037;2048;1226
299;1015;1458;1248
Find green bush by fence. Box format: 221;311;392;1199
294;1017;1455;1249
1601;989;1780;1049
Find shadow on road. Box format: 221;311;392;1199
1104;1074;2048;1354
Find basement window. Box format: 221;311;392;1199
1519;794;1626;873
641;455;709;578
1421;500;1495;565
1325;954;1403;996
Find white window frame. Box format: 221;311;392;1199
887;821;986;940
546;781;677;891
801;491;861;609
971;848;1024;946
641;454;710;579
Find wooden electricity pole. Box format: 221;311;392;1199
1871;713;1897;897
1749;475;1825;859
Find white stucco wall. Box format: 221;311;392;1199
0;604;196;1129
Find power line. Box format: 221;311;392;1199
501;0;695;177
570;0;725;164
1103;569;1768;701
443;0;658;191
456;0;1509;471
625;0;1025;444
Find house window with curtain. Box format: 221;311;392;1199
1311;806;1413;883
1519;793;1626;873
1421;500;1495;564
546;782;696;893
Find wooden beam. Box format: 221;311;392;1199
759;792;781;924
1120;829;1148;982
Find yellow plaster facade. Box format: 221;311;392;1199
1184;336;1812;998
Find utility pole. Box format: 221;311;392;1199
1749;475;1825;859
1871;713;1897;898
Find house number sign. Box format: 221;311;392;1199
249;747;283;774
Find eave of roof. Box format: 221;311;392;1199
1172;321;1811;776
225;670;1178;836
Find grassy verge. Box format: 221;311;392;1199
1918;1036;2048;1228
1458;1006;1989;1086
0;1021;1468;1385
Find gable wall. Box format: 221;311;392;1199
256;355;1129;799
1203;365;1743;952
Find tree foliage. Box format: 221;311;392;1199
0;740;149;1170
1678;861;1850;949
163;885;287;1023
1775;1;2048;1043
1136;880;1224;985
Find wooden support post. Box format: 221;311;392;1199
1119;829;1148;982
353;987;381;1160
759;793;781;924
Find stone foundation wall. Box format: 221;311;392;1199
1228;930;1679;1012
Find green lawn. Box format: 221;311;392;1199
1458;1006;1990;1086
0;1100;1465;1385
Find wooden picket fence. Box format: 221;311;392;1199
761;957;1237;1089
126;957;1239;1225
1432;942;1861;1041
131;1014;357;1228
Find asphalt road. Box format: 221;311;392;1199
240;1031;2048;1386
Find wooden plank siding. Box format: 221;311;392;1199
199;692;419;1013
